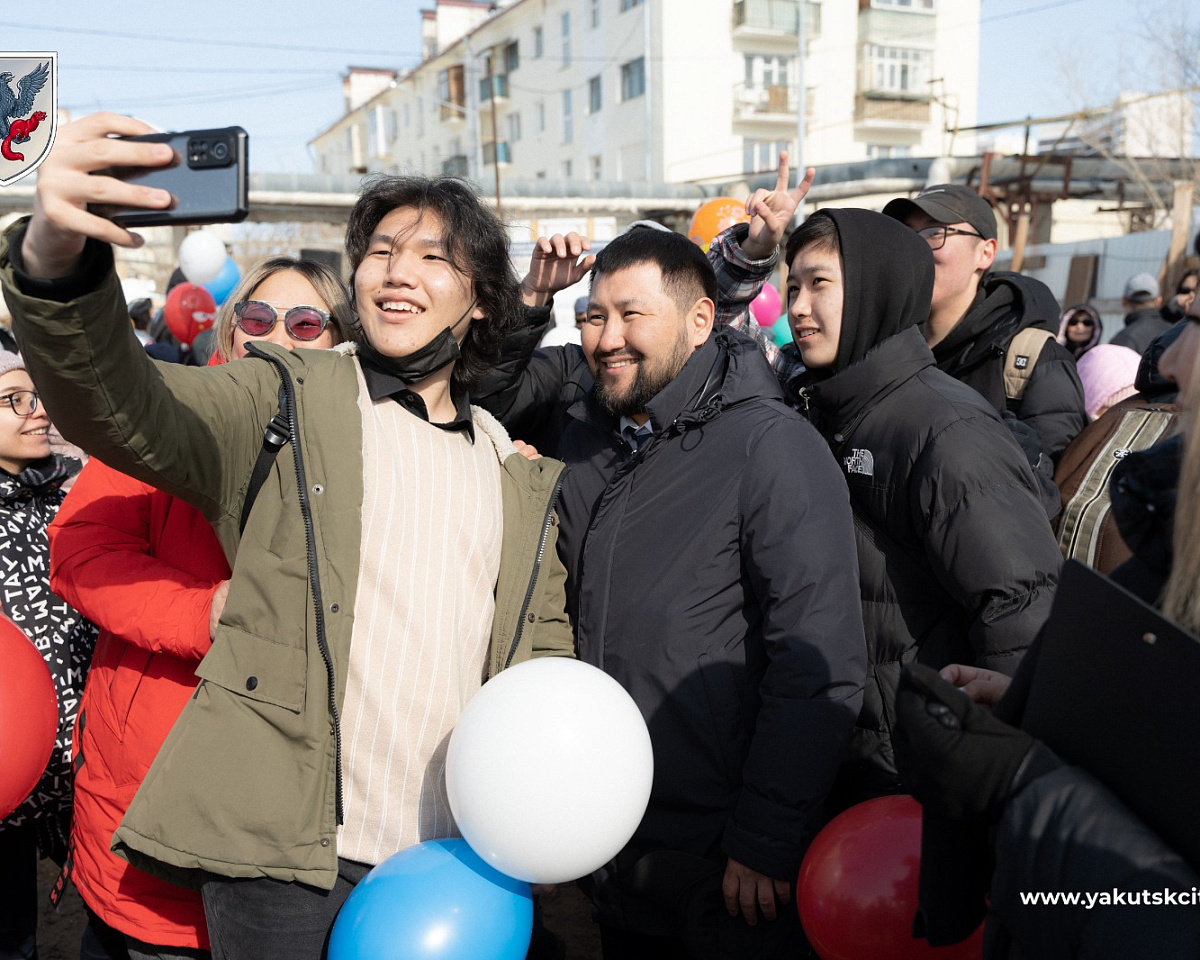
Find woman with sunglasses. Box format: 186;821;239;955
1056;303;1103;361
0;351;99;960
47;258;351;960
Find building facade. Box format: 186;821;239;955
309;0;980;185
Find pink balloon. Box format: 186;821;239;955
750;282;782;326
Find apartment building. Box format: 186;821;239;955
309;0;980;185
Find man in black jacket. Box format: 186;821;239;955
883;185;1086;469
1110;272;1172;356
559;228;866;959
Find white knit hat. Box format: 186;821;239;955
0;350;25;378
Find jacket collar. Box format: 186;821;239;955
933;271;1057;375
567;328;782;439
0;455;67;503
802;326;934;434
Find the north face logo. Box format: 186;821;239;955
1014;355;1030;370
844;449;874;477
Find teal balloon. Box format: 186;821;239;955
328;838;533;960
203;256;241;306
773;314;793;346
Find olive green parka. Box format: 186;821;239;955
1;225;573;891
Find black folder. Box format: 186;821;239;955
1022;559;1200;869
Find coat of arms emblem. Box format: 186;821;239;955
0;53;57;187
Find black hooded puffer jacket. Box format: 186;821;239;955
789;209;1063;804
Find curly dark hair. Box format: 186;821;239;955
345;175;522;392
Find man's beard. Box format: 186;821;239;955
593;329;693;419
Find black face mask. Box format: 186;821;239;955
357;299;476;385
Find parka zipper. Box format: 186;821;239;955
248;346;345;825
504;470;566;670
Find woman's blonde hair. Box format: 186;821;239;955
1161;325;1200;633
214;257;354;361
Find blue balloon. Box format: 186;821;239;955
203;256;241;306
328;838;533;960
773;314;793;346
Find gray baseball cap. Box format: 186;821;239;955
883;184;998;240
1123;272;1160;302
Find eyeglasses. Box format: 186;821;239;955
1067;317;1095;328
0;390;39;418
915;225;985;250
233;301;331;342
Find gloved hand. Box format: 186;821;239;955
894;663;1059;822
1001;409;1043;470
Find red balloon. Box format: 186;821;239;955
798;795;983;960
0;616;58;819
164;283;217;347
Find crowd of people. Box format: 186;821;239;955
0;109;1197;960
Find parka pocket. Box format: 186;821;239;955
195;627;307;712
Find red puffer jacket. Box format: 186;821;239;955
49;458;230;949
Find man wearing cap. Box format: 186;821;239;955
883;184;1086;469
1110;272;1170;356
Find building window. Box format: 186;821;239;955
590;154;602;180
744;54;793;88
620;0;644;10
533;25;544;58
505;41;520;73
563;89;573;142
742;138;791;174
508;111;522;142
563;159;573;178
872;0;934;9
588;75;602;114
865;44;930;94
561;12;571;67
590;0;601;28
620;57;645;100
537;100;546;132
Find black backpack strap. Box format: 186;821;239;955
239;383;291;535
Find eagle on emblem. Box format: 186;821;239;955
0;61;50;141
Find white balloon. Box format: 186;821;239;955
178;231;227;286
446;658;654;885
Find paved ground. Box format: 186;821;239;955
37;856;603;960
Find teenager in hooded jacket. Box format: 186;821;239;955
781;208;1063;805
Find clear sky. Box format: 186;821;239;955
1;0;1192;174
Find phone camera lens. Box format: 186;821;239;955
212;141;230;162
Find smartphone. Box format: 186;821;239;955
89;126;249;227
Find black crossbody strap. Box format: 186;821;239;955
239;382;291;535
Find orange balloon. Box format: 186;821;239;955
798;795;984;960
0;615;58;819
688;197;750;252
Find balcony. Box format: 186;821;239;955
438;64;466;123
732;0;820;39
733;82;797;123
442;154;469;177
478;73;510;106
854;91;932;129
482;140;511;166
